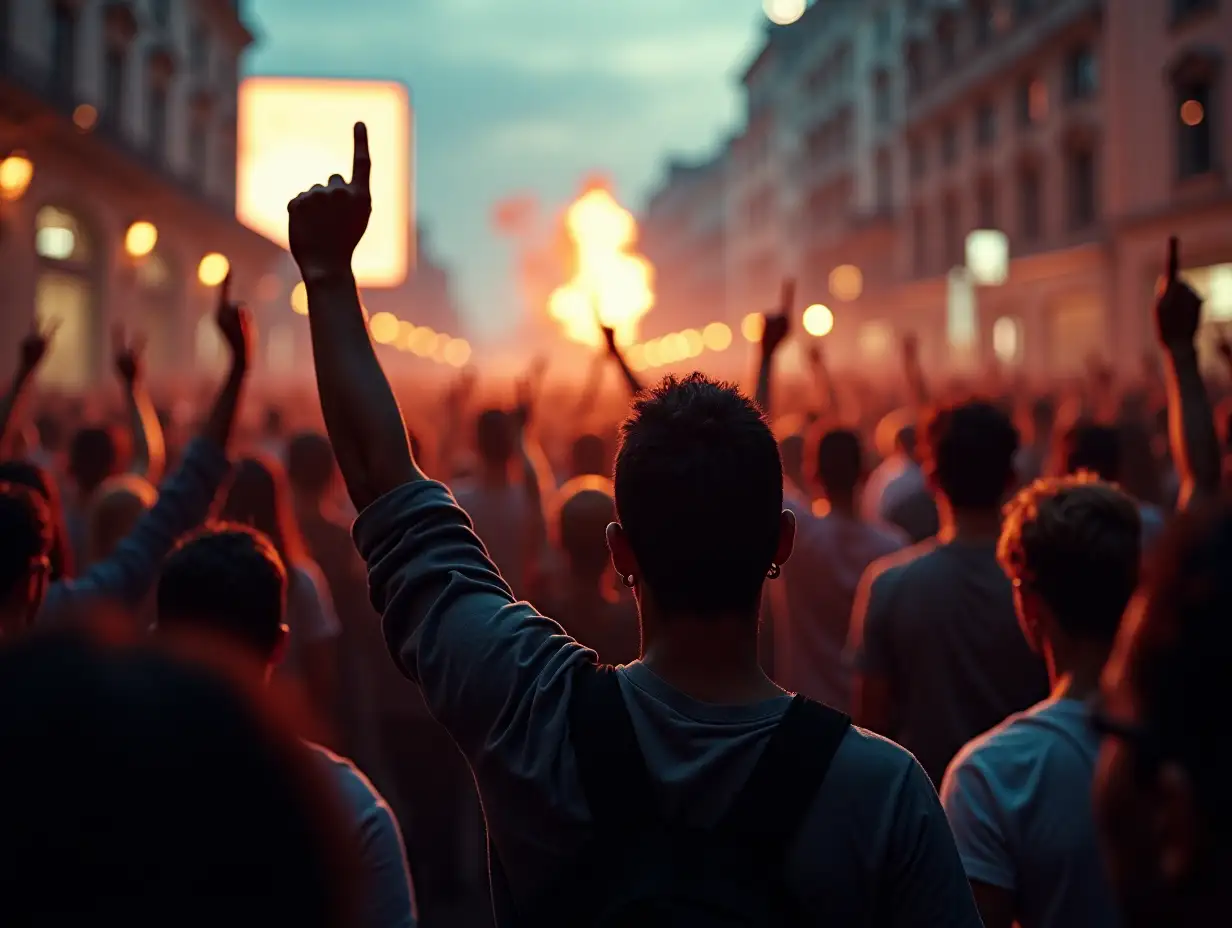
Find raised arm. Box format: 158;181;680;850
901;332;929;408
1157;236;1220;510
0;322;56;459
602;325;645;396
112;326;165;485
806;342;840;421
754;279;794;416
288;124;418;511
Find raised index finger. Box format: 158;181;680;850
352;122;371;191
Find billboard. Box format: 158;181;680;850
238;77;413;288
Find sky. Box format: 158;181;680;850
245;0;767;339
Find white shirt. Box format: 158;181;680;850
940;697;1120;928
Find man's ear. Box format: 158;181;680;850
606;522;636;580
270;623;290;667
774;509;796;570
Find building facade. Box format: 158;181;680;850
640;0;1231;378
0;0;283;389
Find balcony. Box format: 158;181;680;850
904;0;1102;127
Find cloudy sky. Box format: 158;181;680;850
245;0;767;338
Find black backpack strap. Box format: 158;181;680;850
718;696;850;858
567;663;657;827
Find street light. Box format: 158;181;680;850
198;252;230;287
803;304;835;337
0;152;33;202
124;221;158;259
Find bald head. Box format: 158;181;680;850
88;475;157;565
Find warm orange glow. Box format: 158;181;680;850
703;322;733;352
682;328;704;357
369;312;400;344
1181;99;1205;127
828;265;863;301
443;338;472;367
803;304;835;337
1028;80;1049;122
742;313;765;343
291;282;309;315
548;188;655;347
124;221;158;258
198;253;230;287
643;339;662;367
0;153;33;202
73;104;98;131
408;326;435;357
238;77;412;287
626;344;647;371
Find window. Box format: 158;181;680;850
189;118;208;183
874;74;891;126
942;193;962;267
912;204;928;275
104;46;126;124
976;101;997;147
1017;75;1048;126
148;83;168;160
1068;147;1097;228
1064;46;1098;100
977;179;997;229
50;4;76;99
1176;79;1215;178
35;205;91;263
876;152;893;212
906;44;924;97
1019;164;1042;242
941;123;958;165
973;1;995;45
910;139;926;179
151;0;171;28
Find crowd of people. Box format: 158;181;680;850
0;121;1228;928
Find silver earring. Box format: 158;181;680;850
766;563;781;580
622;574;636;589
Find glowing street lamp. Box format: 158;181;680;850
198;252;230;287
803;304;835;337
0;153;34;202
763;0;806;26
124;221;158;259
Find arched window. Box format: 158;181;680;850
1169;48;1221;180
34;205;97;388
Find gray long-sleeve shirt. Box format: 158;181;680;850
40;438;230;626
354;478;982;928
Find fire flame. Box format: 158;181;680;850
548;189;654;347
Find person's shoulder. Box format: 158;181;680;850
290;558;329;592
827;721;925;791
943;698;1073;788
865;537;940;587
307;742;386;812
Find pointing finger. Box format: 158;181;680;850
352;122;371;191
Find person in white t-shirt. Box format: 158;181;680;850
941;475;1140;928
775;428;906;710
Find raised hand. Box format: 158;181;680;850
1156;236;1202;351
214;274;252;369
18;318;58;376
112;324;146;386
601;325;619;357
761;279;795;357
287;122;373;284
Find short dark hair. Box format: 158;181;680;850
156;525;287;661
1063;423;1121;483
1121;502;1232;840
924;400;1020;509
570;433;609;478
0;483;52;600
815;428;864;497
0;460;73;581
476;409;516;466
286;432;336;499
614;374;782;615
999;475;1141;640
68;426;125;496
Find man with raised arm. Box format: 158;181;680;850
289;124;981;928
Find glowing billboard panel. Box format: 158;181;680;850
238;77;412;287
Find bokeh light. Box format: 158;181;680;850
368;311;400;344
802;304;835;337
124;221;158;259
290;282;308;315
73;104;98;132
443;337;472;367
643;339;662;367
0;153;33;202
742;312;765;343
763;0;806;26
828;264;863;301
397;321;417;350
1181;99;1205;127
682;328;704;358
197;253;230;287
408;326;435;357
702;322;732;352
626;344;647;371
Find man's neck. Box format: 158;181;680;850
939;503;1003;543
824;491;858;519
1048;639;1112;702
641;613;780;705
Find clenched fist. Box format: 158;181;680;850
287;122;373;284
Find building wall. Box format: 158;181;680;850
0;0;283;388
